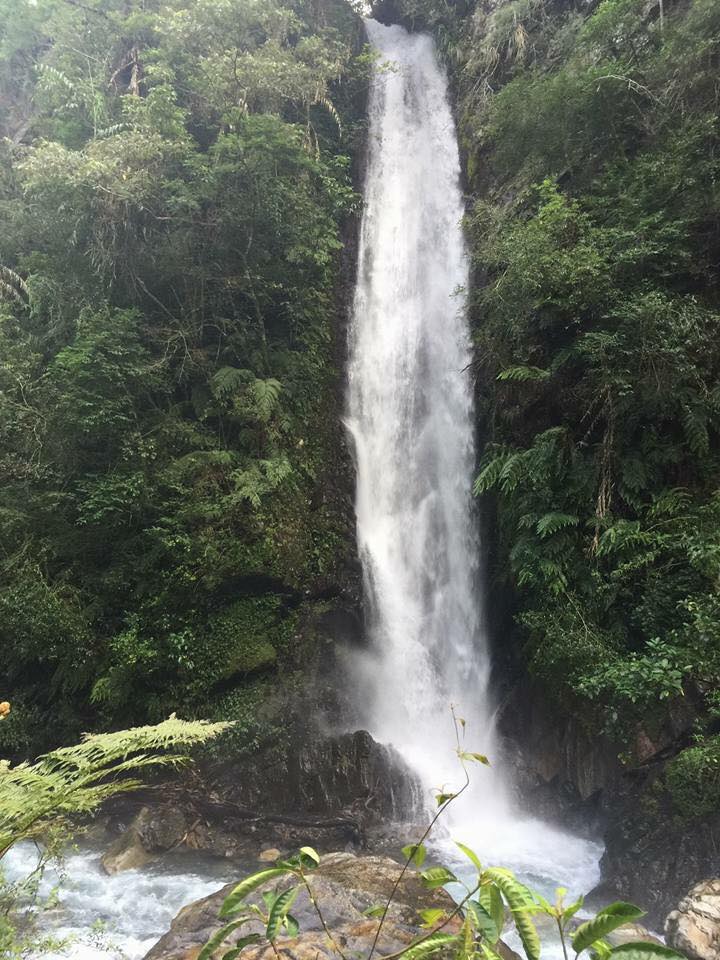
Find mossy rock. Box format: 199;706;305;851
222;638;277;677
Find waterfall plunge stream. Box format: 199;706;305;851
347;19;602;898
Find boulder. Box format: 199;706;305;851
101;805;189;874
102;729;424;859
605;924;663;948
143;851;510;960
665;880;720;960
101;828;153;875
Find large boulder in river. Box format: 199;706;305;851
665;880;720;960
105;730;424;859
143;851;463;960
102;805;189;874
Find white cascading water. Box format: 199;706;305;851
346;19;602;898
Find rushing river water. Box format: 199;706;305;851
6;18;603;960
4;842;235;959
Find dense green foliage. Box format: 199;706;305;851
0;0;366;753
386;0;720;774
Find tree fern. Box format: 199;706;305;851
536;512;579;538
0;717;229;858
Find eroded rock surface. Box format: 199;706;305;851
143;851;462;960
666;880;720;960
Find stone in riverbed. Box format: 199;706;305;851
101;806;189;874
101;827;153;875
665;879;720;960
258;847;283;862
143;851;516;960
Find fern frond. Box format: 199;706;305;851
535;512;579;538
314;92;342;137
496;365;549;382
211;366;253;400
0;266;29;303
0;718;229;858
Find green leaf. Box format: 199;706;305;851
400;933;459;960
402;843;427;867
435;792;457;806
467;901;500;943
420;866;457;889
198;920;251;960
219;935;261;960
608;946;685;960
480;945;503;960
562;895;584;921
299;846;320;868
483;869;539;960
285;914;299;938
220;868;292;918
266;886;300;941
455;841;482;872
478;883;504;935
571;903;646;955
419;908;447;928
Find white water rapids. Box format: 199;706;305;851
6;19;602;960
346;18;602;899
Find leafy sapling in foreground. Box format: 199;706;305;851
204;720;685;960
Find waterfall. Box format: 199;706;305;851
347;16;505;827
346;19;603;894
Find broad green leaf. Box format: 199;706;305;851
455;841;482;872
435;792;457;806
571;903;646;955
534;892;554;915
467;901;500;943
419;908;447;928
285;914;299;938
420;866;457;889
480;945;503;960
400;933;459;960
478;883;504;934
402;843;427;867
608;945;685;960
220;935;262;960
219;868;291;918
562;895;584;921
266;886;300;941
484;869;540;960
592;941;613;960
458;913;475;960
299;846;320;867
197;919;250;960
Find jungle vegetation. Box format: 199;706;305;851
0;0;366;756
